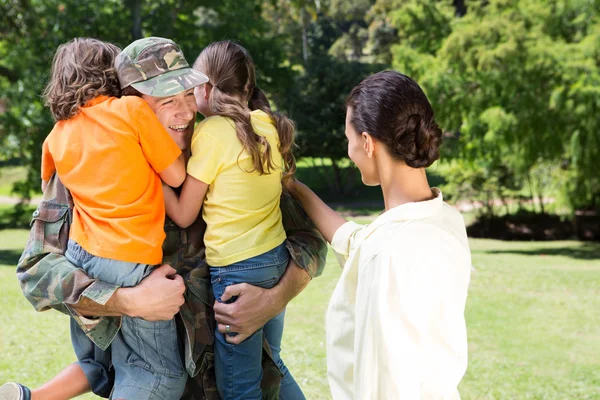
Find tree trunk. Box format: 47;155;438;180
537;191;545;215
308;157;333;189
301;8;309;63
453;0;467;16
330;158;344;195
129;0;142;40
525;172;537;213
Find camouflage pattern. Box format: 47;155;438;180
16;177;122;347
115;37;208;97
17;174;327;399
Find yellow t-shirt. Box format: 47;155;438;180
187;110;286;266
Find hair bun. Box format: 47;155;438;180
346;71;443;169
393;114;442;168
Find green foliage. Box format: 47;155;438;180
1;0;599;214
280;54;378;194
438;158;521;217
383;0;600;212
0;0;295;200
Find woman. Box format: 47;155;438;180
286;70;471;399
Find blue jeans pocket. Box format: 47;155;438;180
122;317;184;379
210;243;290;304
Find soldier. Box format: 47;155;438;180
2;37;327;400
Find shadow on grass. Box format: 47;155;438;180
485;243;600;260
0;249;22;266
467;211;574;241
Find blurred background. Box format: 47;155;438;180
0;0;599;399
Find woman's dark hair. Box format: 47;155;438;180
345;70;442;168
43;38;121;121
194;40;296;181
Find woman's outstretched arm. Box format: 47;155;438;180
286;179;347;243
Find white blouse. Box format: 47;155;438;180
327;189;471;399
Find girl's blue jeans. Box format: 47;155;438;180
210;242;305;400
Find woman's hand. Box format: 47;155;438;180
283;176;299;197
281;178;347;243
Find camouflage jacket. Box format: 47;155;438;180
17;174;327;399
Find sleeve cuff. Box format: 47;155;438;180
331;221;363;257
186;158;215;185
65;304;105;332
79;280;120;306
154;147;182;174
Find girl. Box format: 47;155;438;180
162;41;304;400
285;71;472;399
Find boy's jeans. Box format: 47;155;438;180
66;240;187;400
210;242;305;400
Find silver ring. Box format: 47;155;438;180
225;324;231;333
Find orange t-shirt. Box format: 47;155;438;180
41;95;181;265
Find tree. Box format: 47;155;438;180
280;54;377;194
389;0;600;212
0;0;294;201
0;0;132;199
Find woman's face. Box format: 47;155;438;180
345;107;379;186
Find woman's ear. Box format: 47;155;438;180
362;132;375;158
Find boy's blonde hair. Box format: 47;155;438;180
194;41;296;181
43;38;121;121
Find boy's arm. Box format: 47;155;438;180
136;100;185;186
159;153;186;188
163;175;208;228
40;138;55;191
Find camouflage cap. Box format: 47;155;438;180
115;37;208;97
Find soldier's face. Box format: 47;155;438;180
142;88;198;151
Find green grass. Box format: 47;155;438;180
1;230;599;399
0;166;27;196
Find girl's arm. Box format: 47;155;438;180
286;179;347;243
163;174;209;228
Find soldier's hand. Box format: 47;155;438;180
123;264;185;321
213;283;282;344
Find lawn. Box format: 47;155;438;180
1;229;599;399
0;166;28;197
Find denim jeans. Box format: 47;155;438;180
66;240;187;400
210;242;305;400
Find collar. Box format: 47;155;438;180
83;95;111;107
358;188;444;243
